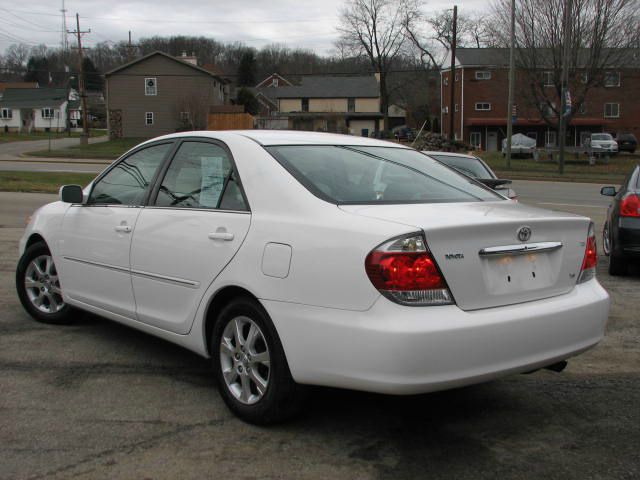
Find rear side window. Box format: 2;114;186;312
155;141;248;211
89;143;171;205
266;145;501;204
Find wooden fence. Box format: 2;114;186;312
207;113;255;130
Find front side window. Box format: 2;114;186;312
475;102;491;111
89;143;171;205
301;98;309;112
1;108;12;119
543;71;554;86
155;141;247;211
428;154;493;179
145;78;157;95
348;97;355;112
475;70;491;80
145;112;154;125
266;145;501;204
41;108;54;119
469;132;481;149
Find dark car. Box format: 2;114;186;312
601;163;640;275
392;125;415;141
615;133;637;154
422;151;517;199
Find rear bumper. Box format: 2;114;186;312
613;217;640;257
263;279;609;394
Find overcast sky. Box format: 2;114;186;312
0;0;488;55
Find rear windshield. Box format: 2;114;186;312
266;145;502;204
426;154;493;179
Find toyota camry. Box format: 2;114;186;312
16;131;610;424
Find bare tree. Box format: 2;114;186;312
337;0;414;131
491;0;640;130
173;91;211;131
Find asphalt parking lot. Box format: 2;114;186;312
1;184;639;480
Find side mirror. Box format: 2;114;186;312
600;186;617;197
59;185;84;203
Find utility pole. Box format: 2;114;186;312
558;0;572;174
505;0;516;169
448;5;457;149
68;13;90;145
128;31;133;61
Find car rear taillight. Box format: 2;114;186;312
620;194;640;217
365;234;454;306
578;223;597;284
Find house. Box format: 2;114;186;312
105;51;227;138
254;74;384;135
0;82;39;101
441;48;640;151
0;88;68;133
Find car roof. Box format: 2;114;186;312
147;130;411;148
422;151;478;160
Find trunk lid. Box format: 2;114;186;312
341;201;591;311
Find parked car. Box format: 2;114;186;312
16;131;609;424
615;133;637;154
585;133;618;155
423;151;517;199
600;163;640;275
392;125;415;141
501;133;537;157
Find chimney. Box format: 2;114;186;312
178;51;198;65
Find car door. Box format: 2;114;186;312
129;139;251;334
58;142;174;318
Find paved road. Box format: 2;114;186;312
1;188;638;480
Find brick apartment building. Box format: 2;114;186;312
441;48;640;151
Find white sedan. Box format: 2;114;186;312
16;131;610;424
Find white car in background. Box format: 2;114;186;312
16;131;610;424
586;133;618;154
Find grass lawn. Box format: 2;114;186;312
0;129;107;143
27;138;143;160
0;171;96;193
477;151;640;183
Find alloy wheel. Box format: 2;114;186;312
219;315;271;405
24;254;65;314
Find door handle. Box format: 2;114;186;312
208;232;234;241
115;225;132;233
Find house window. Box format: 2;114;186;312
454;72;459;82
180;111;190;122
604;103;620;118
443;76;448;86
1;108;12;119
145;78;157;96
301;98;309;112
41;108;54;119
455;104;459;112
475;70;491;80
545;130;557;146
145;112;154;125
271;78;278;87
348;97;355;112
604;71;620;87
442;106;448;114
470;132;481;148
475;102;491;111
543;71;554;86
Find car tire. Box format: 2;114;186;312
602;222;611;256
608;253;628;276
16;241;74;324
211;296;305;425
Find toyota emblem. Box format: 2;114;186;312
517;226;532;242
